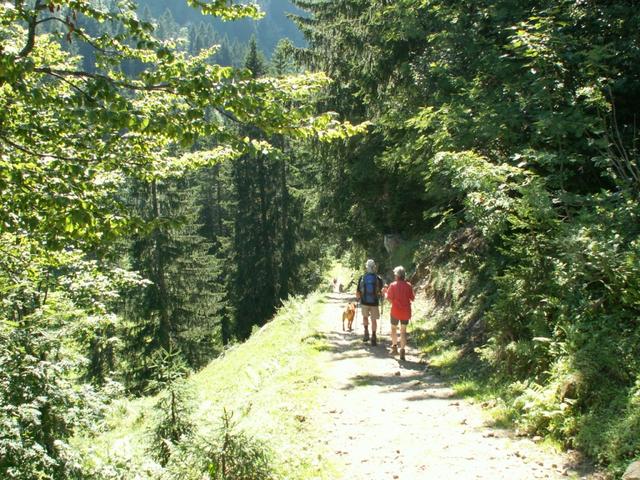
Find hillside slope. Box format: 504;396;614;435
77;294;333;479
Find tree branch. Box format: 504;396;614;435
46;70;94;102
0;133;89;163
214;106;243;125
35;16;122;56
0;133;150;168
16;3;136;61
18;0;44;58
34;67;173;92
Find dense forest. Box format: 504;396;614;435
1;0;639;478
0;1;356;477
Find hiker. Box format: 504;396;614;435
356;259;384;346
383;265;415;361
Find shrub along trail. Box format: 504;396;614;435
311;293;602;480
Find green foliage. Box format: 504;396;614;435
0;295;109;479
207;413;274;480
121;173;225;391
244;35;266;78
191;409;275;480
292;0;640;473
83;294;329;479
0;0;362;476
270;38;297;76
147;348;195;466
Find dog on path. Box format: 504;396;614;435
342;302;356;331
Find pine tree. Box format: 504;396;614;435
197;164;236;345
188;24;199;55
228;149;278;339
123;173;223;389
270;38;296;76
156;8;178;40
244;35;267;78
214;38;234;67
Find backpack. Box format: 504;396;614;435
359;273;379;304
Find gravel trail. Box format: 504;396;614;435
312;293;601;480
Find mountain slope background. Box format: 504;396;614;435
137;0;305;56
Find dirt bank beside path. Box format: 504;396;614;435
312;293;603;480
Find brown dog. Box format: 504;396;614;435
342;302;356;331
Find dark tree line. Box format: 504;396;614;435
115;34;314;393
137;0;306;58
32;4;308;394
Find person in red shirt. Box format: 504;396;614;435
383;266;415;361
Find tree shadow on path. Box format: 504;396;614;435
317;294;605;480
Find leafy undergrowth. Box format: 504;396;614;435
76;293;334;479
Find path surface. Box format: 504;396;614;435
313;293;601;480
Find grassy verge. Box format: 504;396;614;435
411;295;518;425
77;293;335;479
413;291;564;418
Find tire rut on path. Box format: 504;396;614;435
312;293;599;480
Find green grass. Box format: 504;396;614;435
77;293;337;479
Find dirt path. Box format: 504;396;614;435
313;293;600;480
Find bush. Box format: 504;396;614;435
415;153;640;473
166;409;276;480
0;314;105;480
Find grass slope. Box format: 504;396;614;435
79;293;336;479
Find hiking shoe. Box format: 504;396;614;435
390;344;398;355
363;329;370;342
399;348;406;361
371;333;377;347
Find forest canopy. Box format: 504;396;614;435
1;0;639;477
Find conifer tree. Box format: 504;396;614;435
197;163;237;344
214;38;234;67
123;173;222;389
244;35;267;78
271;38;296;76
0;0;360;474
156;8;179;40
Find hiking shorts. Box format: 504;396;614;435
360;305;380;322
390;315;409;326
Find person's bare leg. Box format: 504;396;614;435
399;324;408;360
362;312;370;341
390;324;398;354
